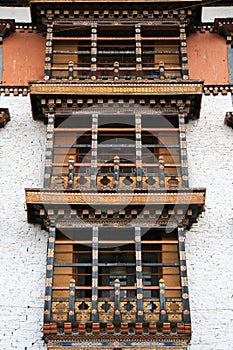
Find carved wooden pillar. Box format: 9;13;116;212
114;61;119;80
114;279;121;322
44;108;55;188
158;155;165;188
44;21;53;81
68;61;74;81
91;227;99;321
178;226;191;323
179;21;189;80
135;24;142;80
178;107;189;187
113;155;120;189
91;113;98;188
135;113;142;188
91;24;97;80
44;223;56;323
159;278;168;322
68;279;76;322
68;156;74;188
135;227;144;322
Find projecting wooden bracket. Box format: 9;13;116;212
0;108;10;128
225;112;233;129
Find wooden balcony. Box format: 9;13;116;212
50;174;182;190
50;297;183;323
44;278;191;338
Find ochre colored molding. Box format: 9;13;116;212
1;84;233;96
25;188;206;205
29;82;203;96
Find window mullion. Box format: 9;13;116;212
179;21;189;80
44;109;55;188
178;226;191;323
135;113;142;188
135;24;142;80
44;223;56;323
91;226;99;321
178;107;189;187
91;113;98;188
135;227;144;322
91;24;97;80
44;21;53;81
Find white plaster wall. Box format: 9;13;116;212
0;94;232;350
186;93;233;350
202;6;233;23
0;7;31;23
0;95;47;350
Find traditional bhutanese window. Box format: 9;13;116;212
51;226;182;323
47;23;182;81
141;113;181;187
52;113;92;188
50;107;183;190
141;25;181;79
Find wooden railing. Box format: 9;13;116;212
49;279;183;323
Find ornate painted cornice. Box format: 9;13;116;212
29;81;203;96
1;84;233;96
25;187;206;229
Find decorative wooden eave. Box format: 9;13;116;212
203;0;232;6
0;0;29;5
29;0;203;30
0;20;15;41
214;18;233;46
25;187;206;228
0;108;10;128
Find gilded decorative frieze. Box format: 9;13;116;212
26;189;206;205
29;82;203;96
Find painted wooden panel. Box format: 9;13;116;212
2;31;45;85
187;32;229;85
161;232;180;298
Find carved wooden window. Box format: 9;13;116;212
52;227;181;301
141;25;181;79
51;26;91;79
48;23;182;81
50;107;184;190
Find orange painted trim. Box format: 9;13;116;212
2;31;45;86
187;32;229;85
